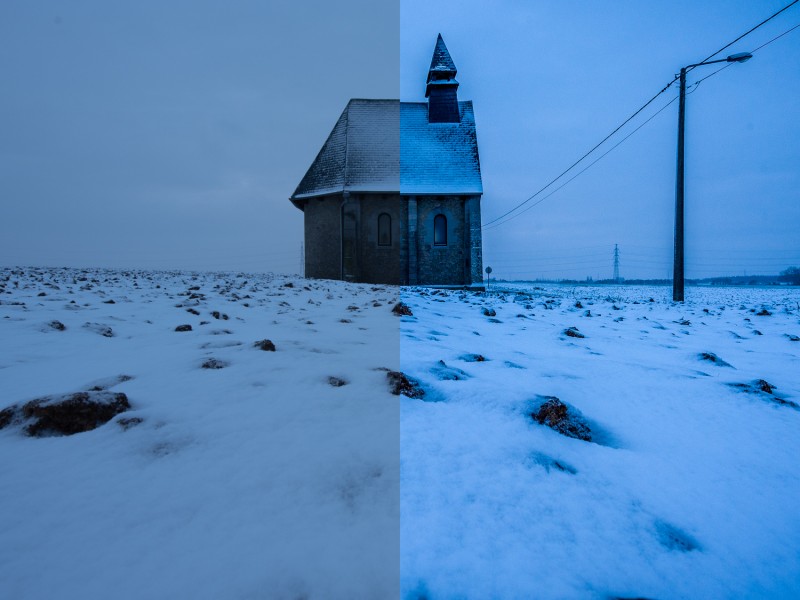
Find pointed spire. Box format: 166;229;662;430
426;34;460;123
427;33;457;83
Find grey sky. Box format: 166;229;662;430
0;0;398;273
2;1;798;279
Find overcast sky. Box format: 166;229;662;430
2;1;799;279
402;0;800;280
0;0;398;274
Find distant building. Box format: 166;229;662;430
290;34;484;287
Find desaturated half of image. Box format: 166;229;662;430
0;1;400;598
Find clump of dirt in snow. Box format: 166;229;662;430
532;396;592;442
201;358;228;370
728;379;799;409
392;302;413;316
175;324;192;332
563;327;585;339
387;371;425;399
253;339;276;351
0;391;130;437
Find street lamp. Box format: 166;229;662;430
673;51;752;302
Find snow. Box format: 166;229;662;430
399;283;800;599
0;267;400;599
3;269;800;599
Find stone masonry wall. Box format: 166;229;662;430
303;196;342;280
357;194;401;285
415;196;467;286
302;193;482;286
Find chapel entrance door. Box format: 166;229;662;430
341;202;359;281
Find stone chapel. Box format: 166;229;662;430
290;34;483;287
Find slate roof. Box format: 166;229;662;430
291;99;398;202
400;101;481;195
291;99;482;203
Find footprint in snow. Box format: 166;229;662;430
85;374;134;391
200;358;229;370
117;416;143;430
655;520;701;552
430;360;469;381
698;352;734;368
83;322;114;337
200;340;243;349
527;452;577;474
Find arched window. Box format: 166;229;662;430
377;213;392;246
433;214;447;246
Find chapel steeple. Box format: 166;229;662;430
426;34;460;123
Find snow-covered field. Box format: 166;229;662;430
3;269;800;599
0;267;400;600
399;283;800;599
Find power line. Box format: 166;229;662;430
482;1;800;231
752;20;800;52
483;93;679;231
694;0;799;66
690;20;800;92
481;80;678;229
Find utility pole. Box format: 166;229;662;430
673;51;751;302
673;67;687;302
613;243;620;283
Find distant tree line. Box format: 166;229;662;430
494;267;800;286
780;267;800;285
